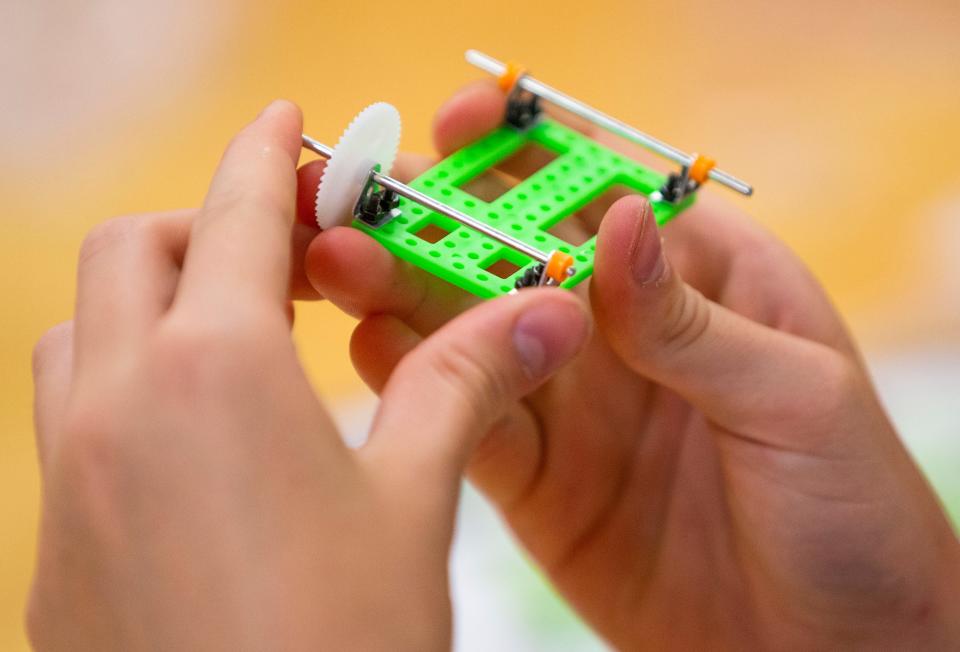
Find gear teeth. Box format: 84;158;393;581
315;108;367;221
314;102;402;229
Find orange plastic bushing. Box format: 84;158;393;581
689;154;716;184
498;61;527;92
545;251;575;284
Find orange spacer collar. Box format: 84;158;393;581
498;61;527;92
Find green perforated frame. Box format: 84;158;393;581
352;118;694;299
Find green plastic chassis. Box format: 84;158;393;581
353;118;695;299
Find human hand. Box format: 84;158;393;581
304;82;960;649
28;100;589;651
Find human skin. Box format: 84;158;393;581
27;100;590;651
301;81;960;650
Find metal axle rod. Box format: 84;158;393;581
465;49;753;197
300;134;553;265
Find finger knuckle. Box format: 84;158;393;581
78;215;137;265
32;321;72;377
202;190;288;235
58;398;126;481
768;349;865;442
465;414;528;496
150;315;276;393
78;213;173;268
660;284;712;352
813;350;864;415
51;403;138;550
199;185;244;220
24;587;47;650
417;340;508;424
152;324;233;388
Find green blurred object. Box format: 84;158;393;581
354;119;693;298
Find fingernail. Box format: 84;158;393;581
629;202;667;285
512;300;589;379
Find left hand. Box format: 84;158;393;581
28;100;589;651
303;82;960;649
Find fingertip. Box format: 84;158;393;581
596;194;651;244
306;226;476;332
296;159;326;226
289;222;322;300
517;284;592;325
350;314;421;393
592;195;659;323
508;289;591;381
260;98;301;117
256;99;304;161
305;226;384;283
595;194;656;279
391;152;435;184
304;226;399;316
362;287;588;487
432;80;506;155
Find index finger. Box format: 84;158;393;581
176;100;303;318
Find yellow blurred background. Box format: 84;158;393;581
2;0;959;648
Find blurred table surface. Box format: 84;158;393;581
2;0;958;648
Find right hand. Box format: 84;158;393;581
300;81;960;649
28;101;589;651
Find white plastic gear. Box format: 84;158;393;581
314;102;402;229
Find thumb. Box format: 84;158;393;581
591;195;856;444
363;289;589;490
